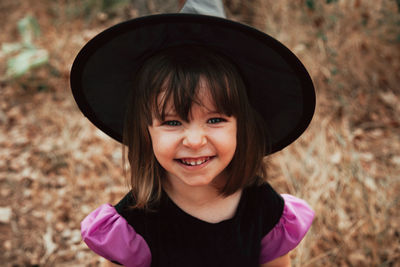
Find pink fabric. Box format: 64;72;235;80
81;204;151;267
259;194;315;264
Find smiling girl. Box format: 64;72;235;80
71;1;315;266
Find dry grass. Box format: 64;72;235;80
0;0;399;266
252;1;400;266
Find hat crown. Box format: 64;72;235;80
180;0;226;18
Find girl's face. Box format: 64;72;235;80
147;86;237;188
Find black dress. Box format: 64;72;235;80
113;182;284;267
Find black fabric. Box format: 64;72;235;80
114;182;284;267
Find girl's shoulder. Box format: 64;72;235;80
80;191;160;266
253;183;315;264
242;182;285;234
80;202;151;267
244;182;314;226
114;191;147;230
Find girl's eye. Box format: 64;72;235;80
207;118;226;124
162;120;181;126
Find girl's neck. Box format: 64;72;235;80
163;174;228;208
162;175;243;223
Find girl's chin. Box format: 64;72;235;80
164;172;218;188
180;177;216;187
179;172;228;188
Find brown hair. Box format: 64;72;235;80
123;45;268;209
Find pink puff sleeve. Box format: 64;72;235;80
259;194;315;264
81;204;152;267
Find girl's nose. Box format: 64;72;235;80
182;127;207;149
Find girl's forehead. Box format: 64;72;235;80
156;82;217;113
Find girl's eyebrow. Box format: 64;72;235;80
205;109;223;114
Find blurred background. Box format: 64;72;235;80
0;0;399;266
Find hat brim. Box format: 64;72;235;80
70;13;315;155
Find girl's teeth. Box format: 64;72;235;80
181;157;209;166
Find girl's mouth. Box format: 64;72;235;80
177;156;213;166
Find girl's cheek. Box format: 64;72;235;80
158;131;181;144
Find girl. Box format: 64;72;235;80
70;1;315;266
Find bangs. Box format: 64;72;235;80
142;45;243;123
